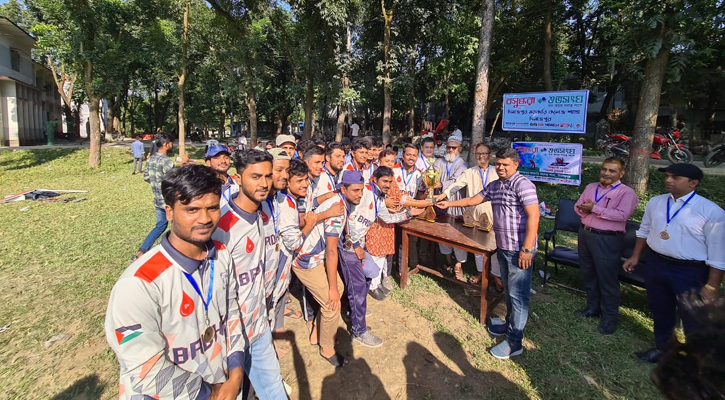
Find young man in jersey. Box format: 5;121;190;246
206;144;238;208
106;164;244;400
415;137;436;171
304;145;328;210
287;161;348;367
212;150;287;399
342;137;373;183
323;141;346;189
368;137;384;168
276;134;297;159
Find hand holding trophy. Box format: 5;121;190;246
419;157;440;223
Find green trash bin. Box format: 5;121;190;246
46;122;54;146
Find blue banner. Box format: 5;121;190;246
512;142;583;186
502;90;589;134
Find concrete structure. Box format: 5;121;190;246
0;17;62;146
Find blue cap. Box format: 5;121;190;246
336;170;364;190
205;144;230;159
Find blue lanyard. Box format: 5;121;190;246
478;167;490;188
401;166;414;188
183;259;214;316
445;158;459;177
370;185;379;219
266;198;279;236
323;165;336;185
594;183;621;203
419;155;429;170
667;192;696;224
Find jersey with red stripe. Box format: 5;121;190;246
260;193;282;303
219;175;240;209
341;161;374;184
212;193;268;347
292;194;346;270
392;163;423;199
344;184;410;251
105;235;244;400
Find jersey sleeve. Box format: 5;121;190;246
279;198;305;253
324;202;345;238
105;278;211;399
377;196;410;224
225;258;246;372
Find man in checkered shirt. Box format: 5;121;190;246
438;148;539;360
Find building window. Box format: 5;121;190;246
11;50;20;72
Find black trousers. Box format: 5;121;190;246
577;227;624;323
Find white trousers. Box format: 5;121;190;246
369;254;386;290
439;245;501;278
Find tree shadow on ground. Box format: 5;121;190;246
404;331;529;400
319;327;390;400
0;148;82;172
50;374;105;400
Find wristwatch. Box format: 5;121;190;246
522;247;532;254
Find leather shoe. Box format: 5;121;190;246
574;308;601;318
368;287;387;301
598;320;617;335
633;348;663;364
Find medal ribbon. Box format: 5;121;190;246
371;184;380;219
266;198;279;237
401;165;414;188
323;164;336;185
419;155;429;170
594;183;621;203
478;167;490;189
445;158;459;178
666;191;696;224
183;259;215;316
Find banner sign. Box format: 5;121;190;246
502;90;589;134
511;142;583;186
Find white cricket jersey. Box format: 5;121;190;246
260;193;282;302
293;195;346;270
212;194;269;346
271;191;294;304
341;160;374;184
220;175;240;209
343;184;410;251
393;163;423;199
105;235;245;400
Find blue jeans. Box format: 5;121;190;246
497;250;533;346
139;207;168;252
241;328;286;400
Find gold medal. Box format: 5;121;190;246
344;234;353;250
660;230;670;240
202;325;215;343
275;243;279;252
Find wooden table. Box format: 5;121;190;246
400;215;497;325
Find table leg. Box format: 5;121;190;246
479;252;491;325
400;230;409;289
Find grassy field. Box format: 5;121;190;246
0;148;722;400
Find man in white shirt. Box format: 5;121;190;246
624;164;725;364
350;121;360;137
415;137;436;172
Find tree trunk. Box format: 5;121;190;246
245;93;258;147
336;76;348;142
177;0;189;156
599;80;618;118
623;45;670;196
303;73;314;139
407;90;415;137
381;0;393;144
84;59;102;168
469;0;494;165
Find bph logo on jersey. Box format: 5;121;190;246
180;292;195;317
238;260;264;287
357;215;373;227
171;316;228;364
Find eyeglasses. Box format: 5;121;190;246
475;152;491;157
446;146;460;150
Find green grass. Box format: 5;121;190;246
1;148;723;399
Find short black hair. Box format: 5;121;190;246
404;143;419;153
373;165;394;180
314;137;327;147
352;137;372;151
496;148;520;163
420;137;434;146
155;133;173;148
326;142;344;157
372;136;384;148
232;149;273;173
162;164;222;206
303;145;325;160
297;139;317;156
288;159;309;178
379;149;397;160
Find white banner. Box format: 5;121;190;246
511;142;583;186
502;90;589;134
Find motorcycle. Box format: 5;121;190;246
603;128;693;164
703;141;725;168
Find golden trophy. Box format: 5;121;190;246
418;157;440;223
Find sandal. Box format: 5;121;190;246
468;273;482;285
320;351;347;367
454;263;464;281
284;309;302;319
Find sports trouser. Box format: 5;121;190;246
338;249;378;337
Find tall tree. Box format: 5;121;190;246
470;0;494;164
177;0;190;156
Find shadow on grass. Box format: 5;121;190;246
319;327;389;400
0;148;82;172
50;374;105;400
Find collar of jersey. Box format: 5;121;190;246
161;233;217;274
227;192;260;224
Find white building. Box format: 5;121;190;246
0;17;62;146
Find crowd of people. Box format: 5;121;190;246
105;130;724;400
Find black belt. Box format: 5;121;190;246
582;224;622;236
652;251;708;268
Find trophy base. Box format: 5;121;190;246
416;205;437;223
462;223;474;228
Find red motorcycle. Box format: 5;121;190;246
603;128;693;164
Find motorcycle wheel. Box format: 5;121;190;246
703;147;725;168
603;144;614;158
666;147;693;164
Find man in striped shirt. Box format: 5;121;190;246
438;148;539;359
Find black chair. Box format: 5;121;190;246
617;220;648;288
542;199;582;283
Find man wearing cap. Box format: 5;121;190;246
574;157;638;335
624;164;725;363
433;135;469;278
206;144;239;209
276;134;296;159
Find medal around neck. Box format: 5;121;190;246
660;230;670;240
202;324;215;343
